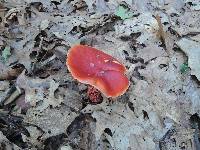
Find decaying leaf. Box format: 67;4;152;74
82;51;196;149
0;62;23;80
0;0;200;149
171;11;200;36
185;0;200;11
114;12;159;44
0;81;9;91
177;38;200;81
40;19;50;30
22;126;43;148
24;106;78;139
16;71;63;111
82;100;166;150
137;44;167;62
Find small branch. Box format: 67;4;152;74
155;14;170;56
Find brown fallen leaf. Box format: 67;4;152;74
0;63;24;80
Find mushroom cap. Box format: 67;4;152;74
66;45;129;98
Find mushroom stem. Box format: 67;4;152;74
87;85;103;104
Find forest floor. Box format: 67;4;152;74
0;0;200;150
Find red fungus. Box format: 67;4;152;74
66;45;129;98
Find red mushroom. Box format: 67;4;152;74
66;45;129;98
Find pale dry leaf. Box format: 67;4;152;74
1;0;200;150
172;12;200;36
24;106;78;139
40;19;50;30
114;12;159;44
59;88;82;112
162;0;185;14
184;80;200;114
22;126;43;148
96;0;110;14
0;81;10;91
185;0;200;11
137;56;191;122
190;34;200;42
16;72;63;111
83;0;95;12
8;28;40;71
88;102;166;150
60;145;73;150
137;44;167;62
176;38;200;81
134;0;149;12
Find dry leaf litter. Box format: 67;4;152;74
0;0;200;150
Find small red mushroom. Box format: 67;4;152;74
66;45;129;98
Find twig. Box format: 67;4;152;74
155;14;170;56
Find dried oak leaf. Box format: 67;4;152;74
177;38;200;81
16;71;63;111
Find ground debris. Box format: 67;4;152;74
177;38;200;81
0;0;200;150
